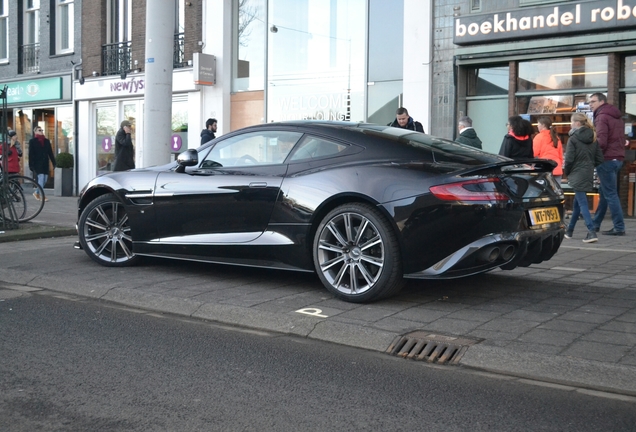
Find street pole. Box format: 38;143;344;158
142;1;175;168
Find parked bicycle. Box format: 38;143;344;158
0;174;45;222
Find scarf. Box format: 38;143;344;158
36;135;45;146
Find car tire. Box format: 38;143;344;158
78;193;140;267
313;203;404;302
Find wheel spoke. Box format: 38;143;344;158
116;213;129;229
359;234;382;251
85;217;108;231
353;219;369;244
95;205;112;226
360;254;383;267
333;262;348;288
356;262;376;286
94;238;112;257
327;220;348;246
85;231;109;242
318;240;344;254
349;263;358;293
343;213;355;243
117;238;134;258
320;254;345;271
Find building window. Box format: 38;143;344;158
174;0;185;68
0;0;7;61
518;56;608;91
21;0;40;73
104;0;132;76
470;0;481;12
233;0;266;92
56;0;74;54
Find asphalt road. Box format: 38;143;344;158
1;290;635;432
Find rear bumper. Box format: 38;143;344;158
404;223;564;279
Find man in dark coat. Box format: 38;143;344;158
455;116;482;149
28;125;56;201
388;108;425;133
200;118;217;145
589;93;626;235
113;120;135;172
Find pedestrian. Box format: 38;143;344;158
563;113;604;243
0;130;23;174
455;116;482;149
588;93;626;236
200;118;218;145
498;115;533;159
28;125;56;201
533;116;563;183
388;108;425;133
113;120;135;172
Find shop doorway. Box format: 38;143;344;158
467;98;508;154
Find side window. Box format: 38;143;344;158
200;131;302;168
289;136;348;162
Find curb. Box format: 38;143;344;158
2;269;636;397
0;224;77;243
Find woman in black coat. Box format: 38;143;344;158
28;126;56;200
498;115;534;160
563;113;604;243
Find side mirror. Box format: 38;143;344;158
176;149;198;173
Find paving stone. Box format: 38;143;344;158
503;341;563;356
392;307;451;323
537;319;599;333
338;306;397;322
372;316;425;334
466;329;523;342
422;318;482;335
598;320;636;333
560;341;631;363
503;310;559;322
580;330;636;346
559;311;615;324
478;318;541;334
517;328;581;347
444;309;504;323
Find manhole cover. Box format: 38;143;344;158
386;331;482;365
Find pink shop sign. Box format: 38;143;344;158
110;78;145;94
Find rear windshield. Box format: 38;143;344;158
358;124;506;166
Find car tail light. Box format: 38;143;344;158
430;178;509;202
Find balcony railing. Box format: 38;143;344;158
102;41;132;76
174;33;186;69
19;43;40;74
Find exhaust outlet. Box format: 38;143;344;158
478;246;500;263
501;245;515;261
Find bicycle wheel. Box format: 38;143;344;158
8;176;45;222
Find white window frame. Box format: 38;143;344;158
107;0;132;43
0;0;8;61
56;0;74;54
23;0;40;45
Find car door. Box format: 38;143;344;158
153;130;303;244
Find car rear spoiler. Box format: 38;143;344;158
458;159;558;176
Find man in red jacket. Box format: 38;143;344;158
589;93;625;235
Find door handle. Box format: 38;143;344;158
249;182;268;188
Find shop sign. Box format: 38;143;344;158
6;77;62;104
454;0;636;45
193;53;216;86
110;77;145;94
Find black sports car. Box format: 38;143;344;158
76;121;565;302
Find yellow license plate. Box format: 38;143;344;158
528;207;561;225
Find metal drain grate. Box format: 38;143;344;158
386;331;481;365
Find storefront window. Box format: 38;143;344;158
518;56;607;91
56;105;73;155
367;0;403;124
233;0;265;92
171;99;188;154
96;105;116;175
267;0;365;122
624;55;636;88
467;66;509;96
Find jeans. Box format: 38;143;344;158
568;191;595;233
36;173;48;191
593;160;625;232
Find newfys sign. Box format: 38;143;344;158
454;0;636;45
